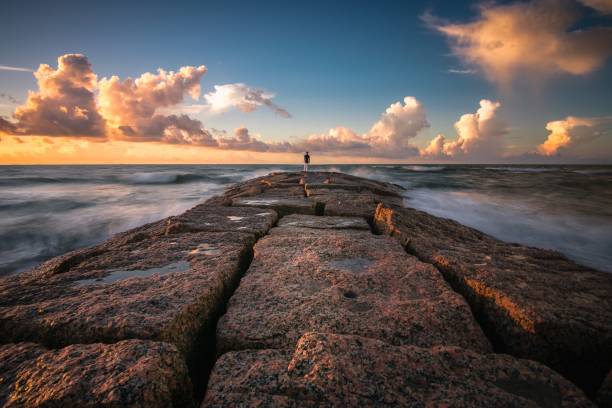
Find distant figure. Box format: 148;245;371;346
303;151;310;172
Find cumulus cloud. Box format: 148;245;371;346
421;99;507;160
217;127;277;152
204;83;291;118
538;115;612;155
98;64;217;145
425;0;612;84
0;54;106;136
227;96;428;158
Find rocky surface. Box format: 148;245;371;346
0;203;278;361
2;171;610;406
598;371;612;408
204;332;593;407
277;214;370;230
0;340;192;407
0;231;255;356
216;215;491;354
374;203;612;396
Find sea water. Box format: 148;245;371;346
1;164;611;275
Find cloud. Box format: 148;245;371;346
421;99;507;160
579;0;612;14
425;0;612;84
217;127;281;152
447;68;476;75
97;64;216;145
204;83;291;118
0;65;34;72
223;96;428;158
538;115;612;155
0;93;19;104
0;54;106;136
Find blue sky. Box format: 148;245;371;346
1;0;611;163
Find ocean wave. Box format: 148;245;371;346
485;167;555;173
572;169;612;175
402;165;446;172
120;171;208;185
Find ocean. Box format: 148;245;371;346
1;164;611;275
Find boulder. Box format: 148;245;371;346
232;196;321;216
203;332;592;407
0;340;192;407
0;230;255;357
216;225;491;354
374;203;612;396
165;205;277;237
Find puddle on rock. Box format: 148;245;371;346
328;258;374;273
74;261;191;286
227;216;245;221
256;212;272;216
190;243;222;256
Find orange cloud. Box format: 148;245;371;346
426;0;612;84
0;54;106;136
98;65;216;145
538;116;612;155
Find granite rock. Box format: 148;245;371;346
277;214;370;230
0;230;255;356
0;340;192;407
216;225;491;353
203;332;592;407
374;203;612;396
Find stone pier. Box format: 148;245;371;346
1;171;610;407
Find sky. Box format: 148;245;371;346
0;0;611;164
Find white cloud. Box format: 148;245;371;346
204;83;291;118
421;99;507;160
0;65;34;72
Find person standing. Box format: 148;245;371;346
303;151;310;172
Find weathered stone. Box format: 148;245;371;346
0;231;255;357
598;370;612;408
203;332;592;407
166;205;277;237
0;340;192;407
374;203;612;396
216;225;491;353
232;196;320;216
278;214;370;230
318;191;403;219
301;172;405;197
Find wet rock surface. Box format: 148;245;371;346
374;203;612;396
217;216;491;353
204;332;593;407
0;340;192;407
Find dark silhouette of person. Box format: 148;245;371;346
303;151;310;172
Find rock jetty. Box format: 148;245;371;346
0;171;610;407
